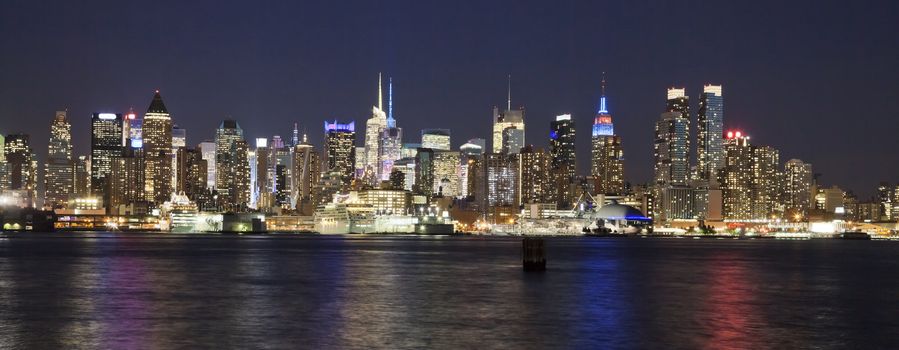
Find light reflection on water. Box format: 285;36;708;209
0;234;897;349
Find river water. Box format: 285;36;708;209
0;233;897;349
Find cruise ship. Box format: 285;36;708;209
313;203;375;234
161;192;199;232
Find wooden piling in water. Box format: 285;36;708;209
522;238;546;271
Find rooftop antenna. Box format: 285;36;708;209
388;77;394;121
507;74;512;110
378;72;383;111
599;72;608;114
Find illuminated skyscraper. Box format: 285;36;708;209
719;131;780;221
5;133;37;206
697;85;724;182
293;135;320;205
432;150;460;197
199;141;216;190
519;145;551;204
421;129;451;151
142;91;173;204
171;125;186;190
364;73;388;184
0;134;7;191
550;114;576;206
492;76;525;154
653;87;700;222
654;111;690;186
459;139;485;199
752;145;780;219
721;132;753;220
90;113;124;199
108;144;145;210
254;138;272;208
414;148;434;196
215;120;249;211
478;153;519;209
175;146;207;203
666;87;689;120
591;76;625;195
324;120;356;188
783;159;815;219
73;155;90;198
44;111;73;208
378;77;402;182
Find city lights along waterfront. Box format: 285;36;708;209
1;75;898;238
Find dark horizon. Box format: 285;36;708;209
1;0;897;198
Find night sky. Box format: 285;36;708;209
1;1;897;198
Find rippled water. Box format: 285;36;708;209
0;233;897;349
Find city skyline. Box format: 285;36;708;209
2;1;898;198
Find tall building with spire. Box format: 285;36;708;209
364;73;388;184
492;75;525;154
378;77;402;182
142;91;173;204
590;75;625;195
697;84;724;182
44;111;73;208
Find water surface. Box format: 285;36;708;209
0;233;897;349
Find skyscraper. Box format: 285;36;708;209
519;145;552;204
459;139;485;199
697;85;724;182
653;86;700;222
414;148;434;196
324;120;356;188
378;77;402;182
721;132;753;220
293;135;320;207
175;146;207;203
550;114;576;206
73;155;90;198
421;129;451;151
143;91;173;204
719;131;780;221
44;111;73;208
254;137;272;208
5;133;37;206
108;144;145;210
0;134;7;191
215;120;248;211
432;150;460;197
90;113;124;199
752;145;780;219
783;159;815;219
364;73;388;184
199;141;216;190
492;76;525;154
478;152;519;210
171;125;186;190
654;111;690;186
590;77;625;195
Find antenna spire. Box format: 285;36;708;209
378;72;383;111
507;74;512;110
388;77;393;121
599;72;608;114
